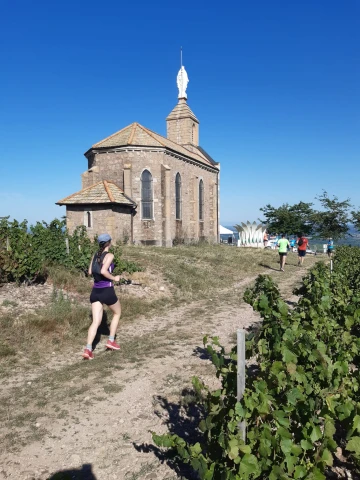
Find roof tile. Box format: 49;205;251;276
56;181;136;206
89;122;217;168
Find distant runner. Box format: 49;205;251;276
278;234;290;272
297;233;309;266
263;231;268;248
83;233;122;360
327;238;334;258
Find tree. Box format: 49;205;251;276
351;210;360;232
259;201;315;235
312;191;351;240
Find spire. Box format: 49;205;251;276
167;50;199;146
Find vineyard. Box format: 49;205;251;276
0;217;139;284
153;246;360;479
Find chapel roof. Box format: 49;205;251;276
87;122;217;169
166;101;199;123
56;180;136;206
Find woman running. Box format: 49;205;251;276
83;233;121;360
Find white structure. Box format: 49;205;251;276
235;221;267;247
220;225;234;235
177;66;189;99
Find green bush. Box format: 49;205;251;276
0;217;141;284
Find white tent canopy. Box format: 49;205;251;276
219;225;234;235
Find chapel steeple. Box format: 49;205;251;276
166;62;200;147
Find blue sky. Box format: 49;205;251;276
0;0;359;226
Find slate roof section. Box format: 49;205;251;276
166;101;199;123
56;181;136;206
196;146;218;166
88;122;217;169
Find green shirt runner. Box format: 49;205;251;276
278;238;290;253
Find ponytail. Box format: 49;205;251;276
96;241;110;264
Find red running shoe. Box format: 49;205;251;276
82;348;94;360
106;340;120;351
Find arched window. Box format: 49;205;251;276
192;123;196;144
199;179;204;221
175;173;182;220
141;169;153;219
87;211;92;228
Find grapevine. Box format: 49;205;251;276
152;246;360;479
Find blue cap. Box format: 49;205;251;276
97;233;111;243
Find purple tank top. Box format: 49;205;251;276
93;262;115;288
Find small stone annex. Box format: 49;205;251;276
56;65;220;246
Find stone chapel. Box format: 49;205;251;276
56;66;220;246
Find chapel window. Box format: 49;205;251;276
86;211;92;228
141;169;153;219
175;173;182;220
199;179;204;221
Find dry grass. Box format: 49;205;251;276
45;265;91;295
122;243;320;299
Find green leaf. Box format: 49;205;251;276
321;448;333;466
191;442;202;455
239;444;251;454
291;444;302;457
347;436;360;455
273;410;290;428
235;402;244;417
307;467;326;480
285;454;296;475
300;439;313;451
287;388;304;406
286;362;297;375
310;426;322;443
282;347;297;364
280;438;293;454
294;465;307;478
324;417;336;438
239;454;259;477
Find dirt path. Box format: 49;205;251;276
0;269;306;480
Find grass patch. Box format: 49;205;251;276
1;299;18;307
103;384;124;394
0;341;16;357
45;264;91;295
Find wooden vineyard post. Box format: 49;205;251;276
237;329;246;441
65;238;69;255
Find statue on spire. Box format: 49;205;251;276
177;66;189;100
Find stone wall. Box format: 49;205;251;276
79;147;219;246
66;204;133;243
167;116;199;146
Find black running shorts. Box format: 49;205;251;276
298;250;306;257
90;287;118;306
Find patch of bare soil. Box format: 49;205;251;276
0;283;55;314
0;268;352;480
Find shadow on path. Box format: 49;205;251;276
192;346;211;360
92;311;110;351
47;463;97;480
258;262;281;272
134;390;203;479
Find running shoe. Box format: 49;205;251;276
106;340;121;350
83;348;94;360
